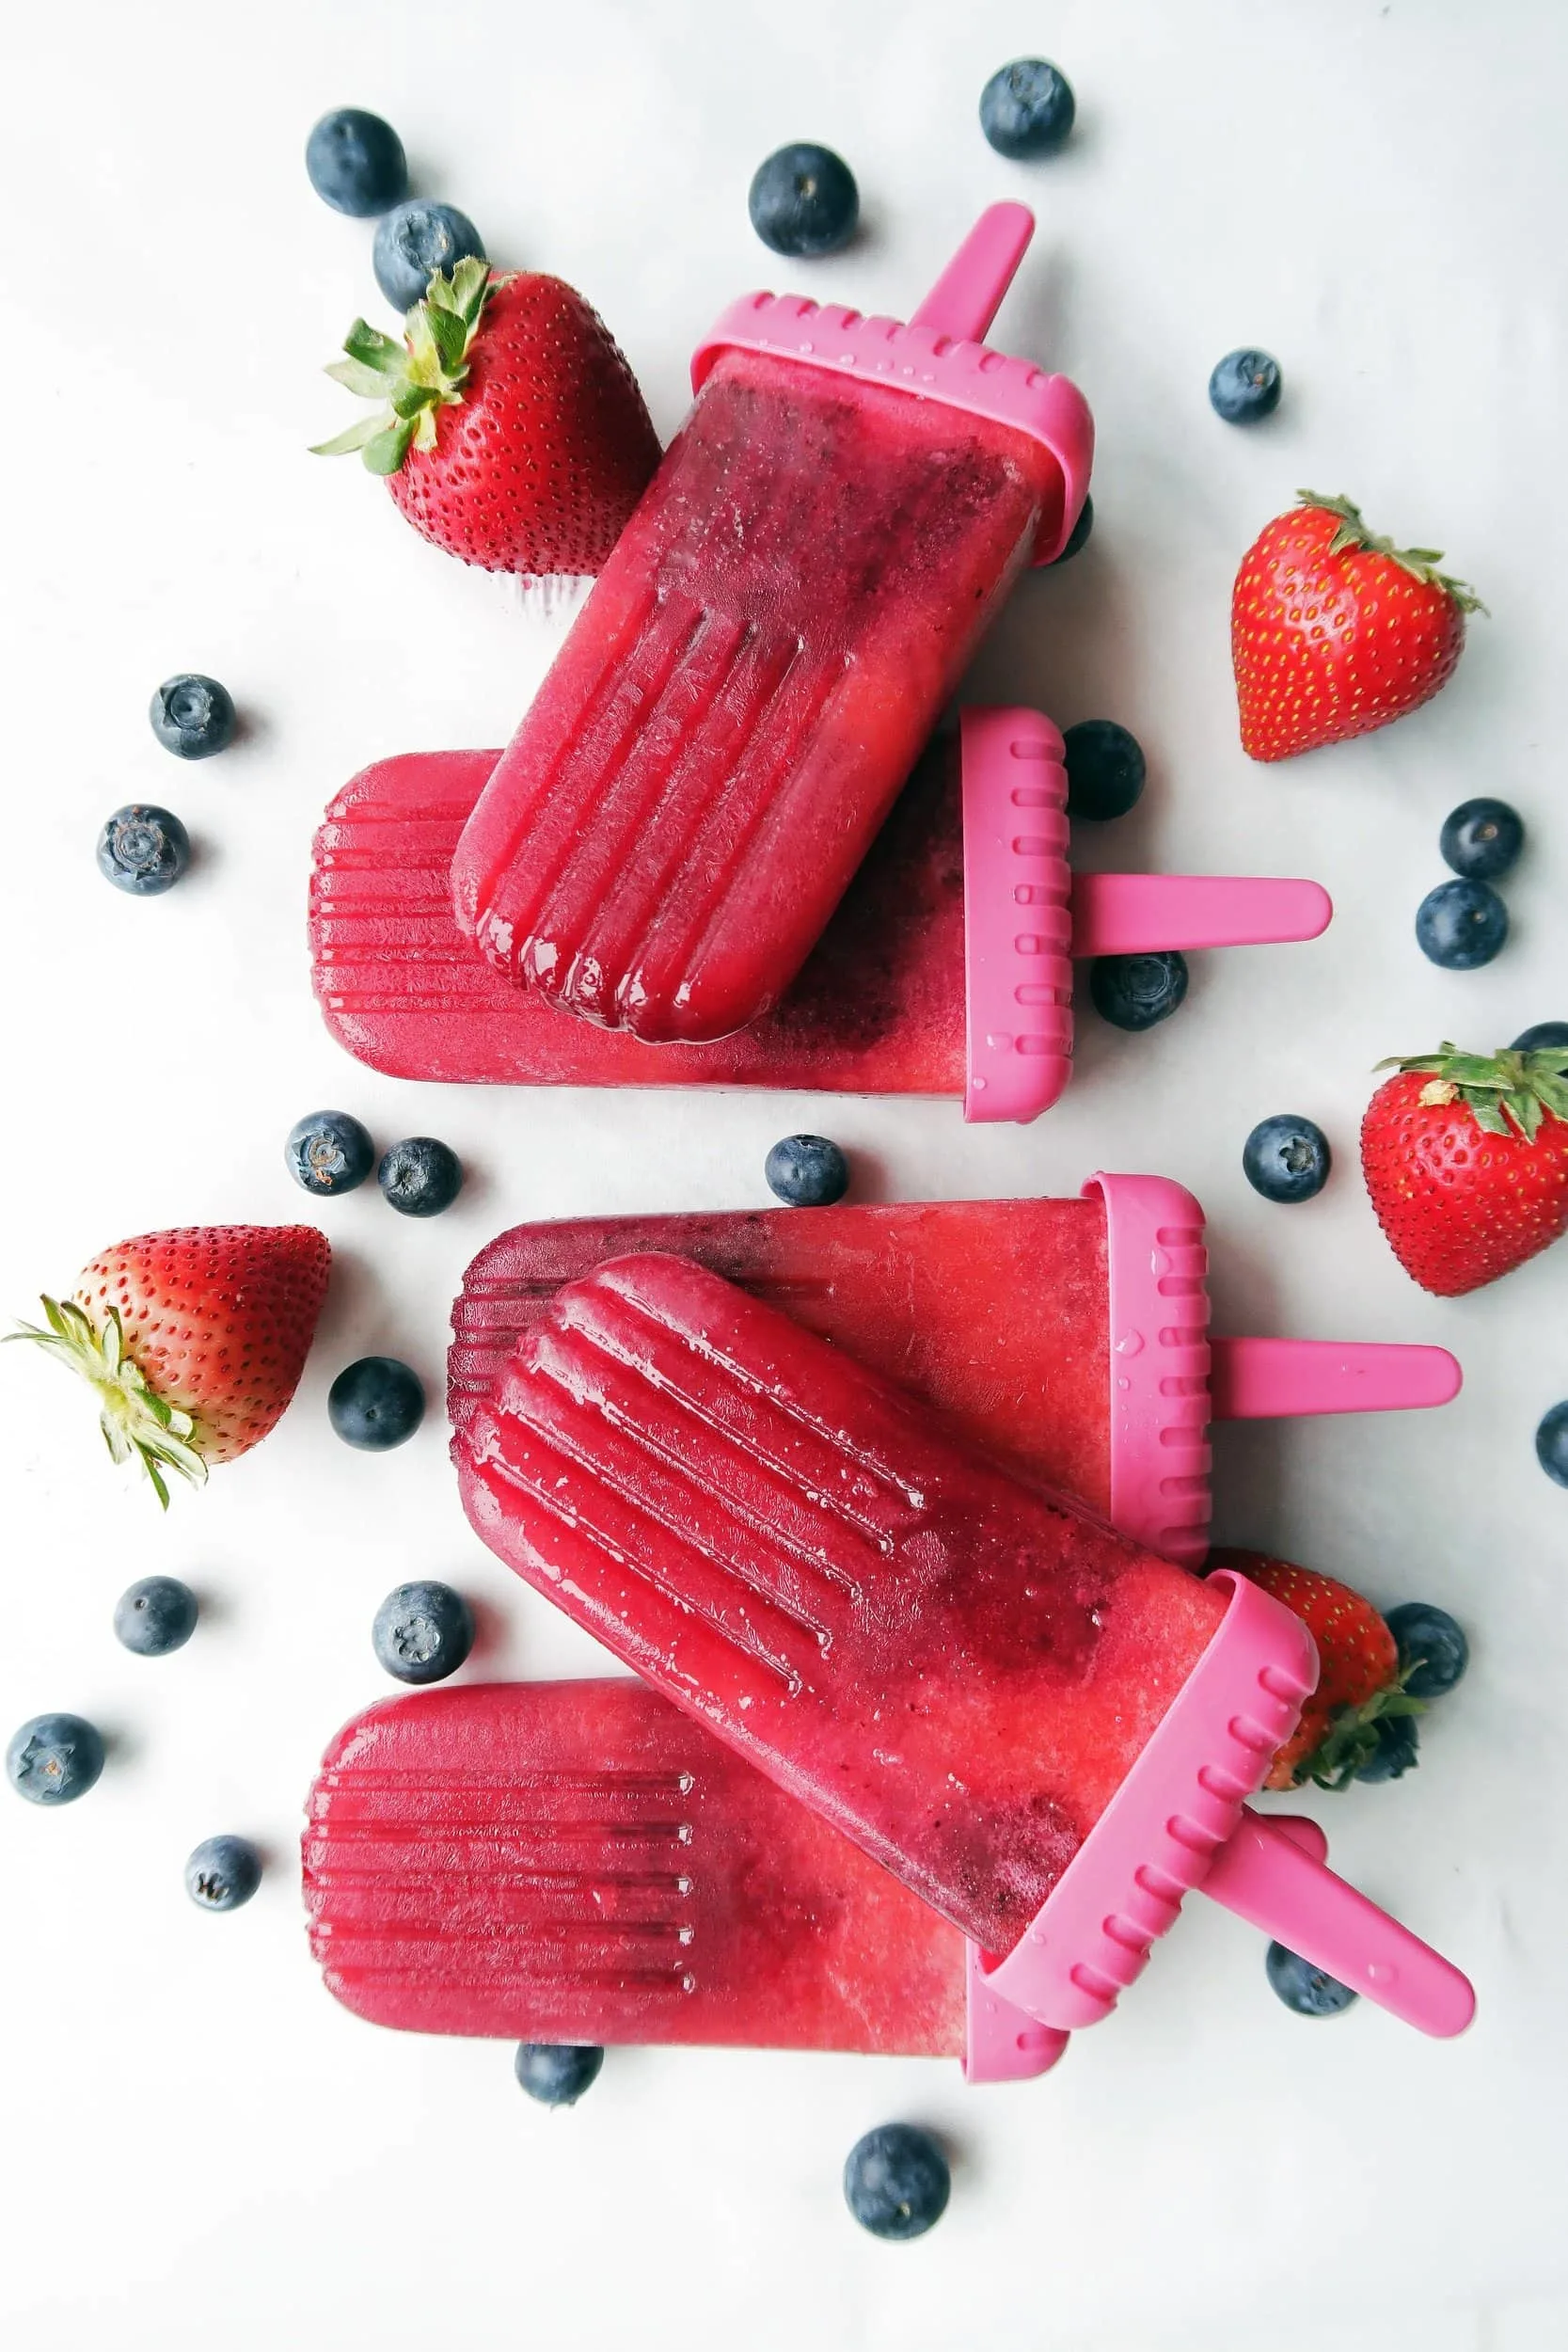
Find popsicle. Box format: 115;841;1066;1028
455;1253;1475;2035
449;206;1094;1044
312;709;1330;1121
447;1175;1462;1568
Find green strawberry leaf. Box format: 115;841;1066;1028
309;415;387;458
313;263;500;477
341;319;404;373
325;357;396;400
362;418;418;475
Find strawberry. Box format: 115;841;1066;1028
1231;491;1482;761
9;1226;330;1504
1362;1042;1568;1295
314;259;660;576
1211;1549;1418;1789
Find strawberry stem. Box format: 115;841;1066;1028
1296;489;1486;614
311;258;512;476
1376;1041;1568;1143
5;1298;208;1507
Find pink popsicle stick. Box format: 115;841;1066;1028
909;202;1036;341
1069;872;1332;958
1211;1337;1463;1421
1201;1809;1476;2038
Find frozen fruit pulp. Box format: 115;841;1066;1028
305;1677;964;2054
451;349;1059;1042
457;1253;1226;1953
450;1195;1111;1512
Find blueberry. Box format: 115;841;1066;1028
1384;1602;1469;1699
1513;1023;1568;1054
842;2123;950;2240
149;673;236;759
114;1576;198;1658
1535;1399;1568;1489
373;200;485;313
1440;798;1523;882
98;804;191;897
372;1581;475;1684
1208;349;1282;423
185;1835;261;1913
1088;950;1188;1031
328;1356;425;1450
747;145;859;259
287;1109;375;1199
1416;879;1508;970
1265;1942;1357;2016
1048;490;1094;565
764;1135;850;1207
515;2043;605;2106
305;108;407;217
979;59;1076;158
1353;1710;1420;1784
1243;1115;1332;1204
1062;718;1145;821
7;1713;105;1806
377;1136;464;1217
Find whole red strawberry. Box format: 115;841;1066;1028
1231;491;1482;760
314;259;660;575
1211;1549;1417;1789
9;1226;330;1503
1362;1042;1568;1295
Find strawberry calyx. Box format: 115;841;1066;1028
1295;489;1487;615
311;258;513;477
1291;1668;1425;1791
5;1296;207;1508
1376;1041;1568;1142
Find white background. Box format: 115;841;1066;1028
3;2;1566;2345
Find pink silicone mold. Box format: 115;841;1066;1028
961;707;1073;1121
1088;1171;1215;1568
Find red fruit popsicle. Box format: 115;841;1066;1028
449;206;1094;1042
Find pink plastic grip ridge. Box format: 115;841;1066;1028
961;708;1073;1123
1210;1337;1463;1420
1086;1171;1214;1568
1069;873;1333;958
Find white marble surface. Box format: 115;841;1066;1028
3;1;1567;2344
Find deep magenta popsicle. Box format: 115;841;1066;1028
449;206;1094;1042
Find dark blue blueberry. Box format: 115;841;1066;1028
305;108;407;217
1063;718;1145;820
373;200;485;312
377;1136;464;1217
1048;490;1094;565
98;804;191;896
1535;1399;1568;1489
114;1576;198;1658
843;2124;950;2240
1243;1115;1332;1204
1513;1023;1568;1054
1265;1942;1358;2017
1089;950;1188;1032
1353;1710;1420;1783
979;58;1076;158
765;1135;850;1207
184;1835;261;1912
1440;798;1523;882
1416;879;1508;970
747;145;859;259
515;2042;605;2106
372;1581;475;1684
149;674;236;759
7;1713;105;1805
1384;1601;1469;1699
287;1109;375;1198
328;1356;425;1450
1208;349;1282;423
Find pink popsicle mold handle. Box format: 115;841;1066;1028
689;205;1094;564
1069;873;1333;959
1202;1810;1476;2038
962;1947;1072;2083
1086;1171;1214;1568
961;708;1073;1123
1210;1337;1463;1421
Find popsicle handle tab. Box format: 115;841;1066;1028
910;202;1036;342
1210;1337;1463;1422
1069;873;1333;959
1201;1809;1476;2039
962;1941;1072;2085
961;707;1075;1124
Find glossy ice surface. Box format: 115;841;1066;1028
450;1195;1112;1512
456;1252;1227;1953
305;1677;964;2054
450;349;1059;1042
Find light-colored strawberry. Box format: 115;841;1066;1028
1361;1042;1568;1295
9;1225;330;1504
314;258;660;576
1211;1549;1417;1789
1231;491;1481;761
